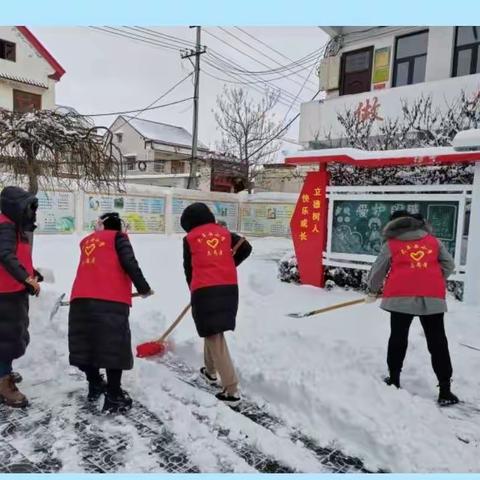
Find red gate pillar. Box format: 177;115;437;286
290;170;329;287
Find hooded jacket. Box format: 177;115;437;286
181;203;252;337
0;187;37;293
0;186;38;362
367;216;455;316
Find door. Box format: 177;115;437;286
340;47;374;96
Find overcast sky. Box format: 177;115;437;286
32;26;327;154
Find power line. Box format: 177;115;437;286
90;26;180;51
81;97;193;117
217;27;318;93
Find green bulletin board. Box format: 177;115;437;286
331;199;459;256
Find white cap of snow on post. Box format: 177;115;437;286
452;129;480;151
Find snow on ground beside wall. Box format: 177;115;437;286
8;234;480;472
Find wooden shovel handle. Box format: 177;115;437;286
156;304;191;343
310;298;366;316
150;238;246;344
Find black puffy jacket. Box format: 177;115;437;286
0;186;38;363
68;232;151;370
181;203;252;337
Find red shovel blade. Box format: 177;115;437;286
136;341;167;358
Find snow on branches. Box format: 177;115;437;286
0;108;124;194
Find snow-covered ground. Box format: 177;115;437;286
5;234;480;472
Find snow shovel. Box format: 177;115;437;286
136;303;191;358
287;298;366;318
49;291;148;322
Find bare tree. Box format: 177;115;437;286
0;108;124;194
214;87;285;192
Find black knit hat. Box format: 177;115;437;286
180;203;216;232
100;212;122;231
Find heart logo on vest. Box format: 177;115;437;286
206;238;220;249
410;251;425;262
85;244;96;256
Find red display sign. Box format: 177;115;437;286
290;171;329;287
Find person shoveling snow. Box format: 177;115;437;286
68;212;153;414
180;203;252;407
366;210;460;406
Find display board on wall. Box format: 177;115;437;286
172;198;239;233
36;191;76;234
330;199;459;256
240;203;295;236
83;194;166;233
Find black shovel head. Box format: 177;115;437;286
50;293;66;321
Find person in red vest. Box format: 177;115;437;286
366;210;459;405
0;186;42;408
181;203;252;407
69;212;152;413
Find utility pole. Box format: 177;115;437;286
181;26;206;189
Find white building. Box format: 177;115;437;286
0;26;64;112
301;27;480;147
110;115;213;191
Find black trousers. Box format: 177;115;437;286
387;312;453;382
79;365;122;396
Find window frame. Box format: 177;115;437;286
339;46;374;96
13;89;41;112
392;29;429;87
153;159;165;173
0;39;16;62
124;155;137;171
452;26;480;77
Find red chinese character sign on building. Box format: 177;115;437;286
290;171;329;287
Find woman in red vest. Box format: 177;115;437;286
181;203;252;407
0;186;42;408
69;212;152;413
366;210;459;405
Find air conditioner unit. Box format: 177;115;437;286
318;56;340;91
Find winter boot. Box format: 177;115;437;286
384;371;401;389
215;389;241;408
88;375;107;401
102;389;133;414
11;372;22;384
0;374;28;408
200;367;219;387
438;380;459;406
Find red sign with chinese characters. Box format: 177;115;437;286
290;171;329;287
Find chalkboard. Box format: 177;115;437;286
330;200;459;256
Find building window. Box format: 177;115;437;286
115;133;123;143
340;47;374;96
171;160;185;174
0;39;16;61
393;30;429;87
124;155;136;171
453;27;480;77
13;90;41;113
153;159;165;173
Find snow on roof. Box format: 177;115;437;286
121;116;208;150
284;145;480;168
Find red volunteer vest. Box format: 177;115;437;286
187;223;237;292
0;214;33;293
70;230;132;305
383;234;446;299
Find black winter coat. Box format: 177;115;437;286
68;232;151;370
0;187;38;363
181;203;252;338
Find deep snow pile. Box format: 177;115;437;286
6;234;480;472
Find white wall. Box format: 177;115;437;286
0;26;57;110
